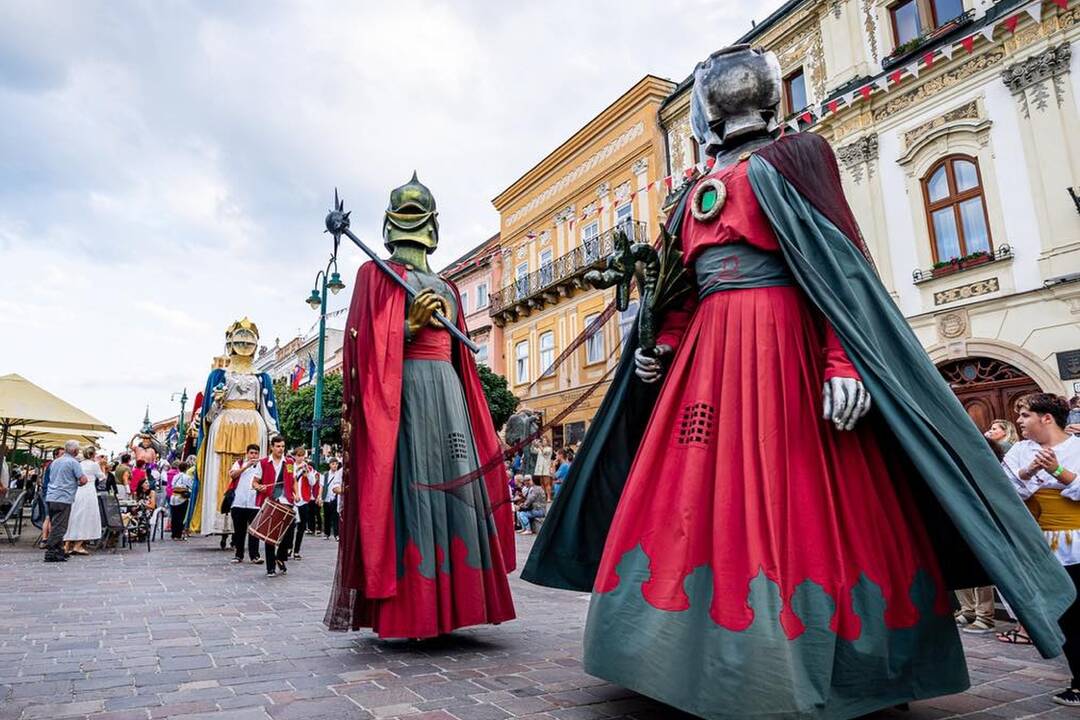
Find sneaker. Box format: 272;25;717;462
1053;689;1080;707
955;614;974;627
962;618;995;634
266;571;277;578
44;556;66;563
277;560;287;575
251;556;262;564
230;557;242;564
293;554;302;561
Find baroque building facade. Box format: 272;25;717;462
662;0;1080;428
489;76;675;446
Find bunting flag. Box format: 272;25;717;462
979;25;996;43
800;110;813;124
874;76;890;93
809;104;823;119
858;85;873;99
923;51;935;68
961;35;975;53
841;90;855;106
787;119;801;134
888;69;903;84
827;99;840;113
1025;2;1043;22
939;43;954;61
906;61;921;79
1004;14;1020;32
1053;0;1067;7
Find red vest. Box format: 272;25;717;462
256;455;297;506
298;464;320;502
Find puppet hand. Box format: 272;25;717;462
407;289;448;334
822;377;871;432
634;345;672;384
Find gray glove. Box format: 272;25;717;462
822;377;872;432
634;345;673;384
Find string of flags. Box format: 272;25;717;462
781;0;1064;135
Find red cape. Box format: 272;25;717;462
338;260;515;602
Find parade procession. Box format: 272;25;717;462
4;1;1080;719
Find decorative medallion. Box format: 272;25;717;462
690;178;727;222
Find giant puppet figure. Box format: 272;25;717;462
187;318;279;536
325;174;515;639
522;46;1072;720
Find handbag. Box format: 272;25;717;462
220;488;235;514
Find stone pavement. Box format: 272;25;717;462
0;532;1076;720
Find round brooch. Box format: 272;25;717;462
690;177;727;222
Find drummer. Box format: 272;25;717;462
251;435;298;578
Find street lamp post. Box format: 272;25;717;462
306;257;346;471
170;388;189;447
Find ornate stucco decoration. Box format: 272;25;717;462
553;205;576;225
933;277;1000;306
836;134;879;184
666;116;694;175
597;181;611;199
935;309;971;341
873;48;1005;121
1002;43;1072;118
632;157;649;176
773;22;828;100
582;201;598;219
538;231;551;247
903;101;981;149
614;182;632;202
829;0;842;19
862;0;879;64
505;121;646;227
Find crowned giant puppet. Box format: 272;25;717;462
325;174;515;638
522;45;1073;720
187;318;278;537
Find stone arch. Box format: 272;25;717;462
925;338;1062;393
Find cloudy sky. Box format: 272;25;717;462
1;0;779;451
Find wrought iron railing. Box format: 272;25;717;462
912;244;1012;284
490;221;648;316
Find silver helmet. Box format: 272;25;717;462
690;45;782;157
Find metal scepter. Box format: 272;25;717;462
324;191;481;354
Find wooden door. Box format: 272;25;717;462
938;357;1042;432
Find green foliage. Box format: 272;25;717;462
477;363;519;432
273;373;343;452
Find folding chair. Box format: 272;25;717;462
0;490;27;544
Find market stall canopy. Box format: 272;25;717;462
0;374;114;435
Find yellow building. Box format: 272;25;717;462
490;75;675;446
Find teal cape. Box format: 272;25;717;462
522;132;1072;659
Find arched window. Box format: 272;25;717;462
921;155;992;263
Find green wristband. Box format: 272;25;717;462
1053;464;1066;478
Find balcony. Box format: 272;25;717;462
490;221;647;326
912;244;1013;284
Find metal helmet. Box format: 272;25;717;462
383;171;439;253
690;45;782;157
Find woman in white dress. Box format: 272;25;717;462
65;446;104;555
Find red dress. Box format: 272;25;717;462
592;158;948;642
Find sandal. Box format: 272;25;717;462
996;628;1033;645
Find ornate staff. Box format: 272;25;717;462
324;191;480;354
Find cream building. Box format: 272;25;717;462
661;0;1080;428
490;76;675;446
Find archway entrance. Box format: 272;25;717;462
937;356;1042;432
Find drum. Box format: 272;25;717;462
248;498;294;545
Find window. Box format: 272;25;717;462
565;421;586;446
539;249;553;287
784;69;807;115
515;340;530;384
921;155;992;264
460;291;468;315
584;312;605;365
619;301;639;342
582;222;600;263
476;343;489;367
615;203;633;232
515;261;529;300
475;282;488;309
539;331;555;376
890;0;964;48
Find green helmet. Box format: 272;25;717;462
383;171;439;253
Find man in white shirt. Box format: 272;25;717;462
170;462;193;541
1002;393;1080;707
290;447;319;560
321;457;343;540
228;443;263;564
252;436;297;577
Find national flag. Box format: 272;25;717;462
290;363;304;391
308;355;316;383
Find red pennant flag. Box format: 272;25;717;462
705;157;716;169
664;176;673;190
827;99;839;114
1004;14;1020;32
1053;0;1067;8
923;51;935;67
961;36;975;53
888;69;903;84
859;85;872;99
684;167;695;179
630;191;637;200
800;111;813;124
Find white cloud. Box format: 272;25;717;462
0;0;779;451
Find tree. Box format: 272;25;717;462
273;373;343;453
477;363;519;432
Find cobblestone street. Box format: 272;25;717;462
0;534;1076;720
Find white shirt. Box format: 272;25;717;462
170;472;193;506
293;462;316;506
324;469;342;503
1003;435;1080;565
253;456;292;506
230;459;260;510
